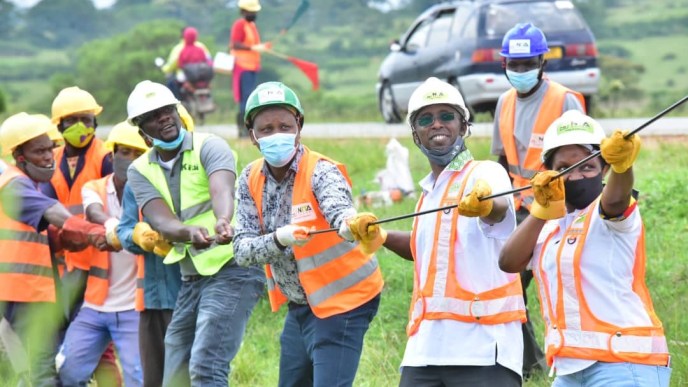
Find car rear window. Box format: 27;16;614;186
483;0;587;38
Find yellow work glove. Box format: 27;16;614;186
600;129;641;173
530;171;566;220
132;222;161;253
153;239;173;257
349;212;387;255
458;179;493;218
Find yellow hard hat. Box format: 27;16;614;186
105;120;149;152
0;112;54;156
177;103;195;132
238;0;261;12
35;114;65;147
51;86;103;124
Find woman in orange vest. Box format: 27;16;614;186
352;77;525;386
499;111;671;386
0;112;107;386
233;82;383;387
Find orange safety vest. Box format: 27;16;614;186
82;175;144;309
0;166;56;303
535;199;669;367
407;161;526;336
247;147;384;318
499;81;585;211
50;138;110;271
230;20;261;71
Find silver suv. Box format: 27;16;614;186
376;0;600;123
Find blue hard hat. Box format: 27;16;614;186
500;23;549;59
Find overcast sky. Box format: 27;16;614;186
9;0;116;9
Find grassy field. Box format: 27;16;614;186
224;135;688;386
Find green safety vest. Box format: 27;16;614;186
132;132;233;276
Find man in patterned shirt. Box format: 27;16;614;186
233;81;384;387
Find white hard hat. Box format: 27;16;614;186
238;0;261;12
127;80;180;125
541;110;606;163
406;77;470;125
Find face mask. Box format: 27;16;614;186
257;133;297;167
62;122;95;148
153;129;186;151
23;160;55;182
506;69;540;94
244;14;256;22
113;154;132;184
417;136;466;167
564;173;603;210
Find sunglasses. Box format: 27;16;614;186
133;105;176;126
415;111;457;128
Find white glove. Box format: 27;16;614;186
104;218;122;251
337;208;358;242
275;225;312;247
251;43;269;52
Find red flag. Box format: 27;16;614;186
287;57;319;91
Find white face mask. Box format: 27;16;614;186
256;133;298;167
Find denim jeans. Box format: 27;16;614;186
238;70;258;116
278;294;381;387
162;261;265;387
58;308;142;386
553;361;672;387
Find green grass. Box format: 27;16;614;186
226;136;688;386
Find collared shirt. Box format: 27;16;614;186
81;175;137;312
401;150;523;377
532;200;650;376
233;145;356;304
117;183;181;310
127;131;236;276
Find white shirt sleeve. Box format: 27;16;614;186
81;185;104;212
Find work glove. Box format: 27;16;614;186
275;225;312;248
337;208;359;242
348;212;387;255
251;42;272;52
600;129;641;173
104;218;122;251
530;171;566;220
132;222;160;253
61;216;108;251
153;239;173;257
458;179;493;218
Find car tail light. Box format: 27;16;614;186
471;48;501;63
565;43;597;57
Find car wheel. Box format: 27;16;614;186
379;82;402;123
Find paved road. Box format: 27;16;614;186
98;117;687;140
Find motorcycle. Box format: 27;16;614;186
155;57;216;125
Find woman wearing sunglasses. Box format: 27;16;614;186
348;77;525;385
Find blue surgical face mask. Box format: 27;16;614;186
417;136;466;166
506;69;540;94
257;133;298;167
153;129;186;151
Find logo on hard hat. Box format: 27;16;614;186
145;91;156;99
258;88;286;104
422;91;446;102
557;122;594;135
509;39;531;55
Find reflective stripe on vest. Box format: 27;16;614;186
231;20;261;71
0;166;55;303
537;199;669;366
132;132;233;276
498;81;585;210
135;253;145;311
50;138;110;271
247;146;384;318
407;161;525;336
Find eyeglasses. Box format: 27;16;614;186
133;105;176;127
415;111;456;128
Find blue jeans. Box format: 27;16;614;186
162;262;265;387
278;294;381;387
58;308;142;386
238;70;258;115
553;361;672;387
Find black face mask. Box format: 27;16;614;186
244;14;256;22
564;173;603;210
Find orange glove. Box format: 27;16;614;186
458;179;493;218
530;171;566;220
61;216;107;250
600;129;641;173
